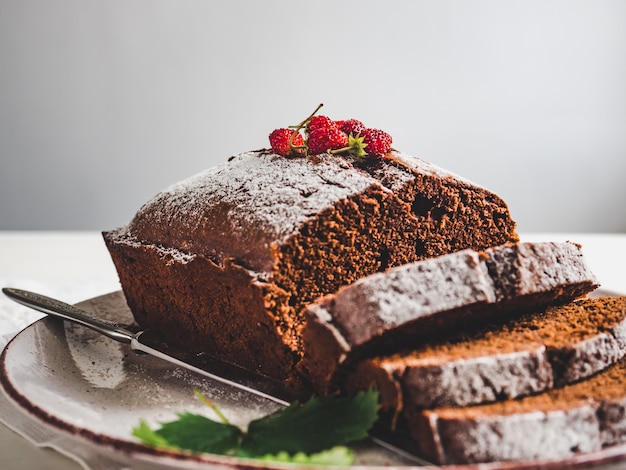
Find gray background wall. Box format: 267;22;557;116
1;0;625;232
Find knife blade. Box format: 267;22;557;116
1;286;429;465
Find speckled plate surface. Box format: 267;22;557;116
1;291;626;469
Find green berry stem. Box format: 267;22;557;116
193;389;230;425
295;103;324;129
285;103;325;155
329;134;368;158
288;130;306;151
287;103;324;134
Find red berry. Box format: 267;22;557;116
308;126;349;154
269;128;305;156
308;115;335;132
338;119;366;136
362;128;392;157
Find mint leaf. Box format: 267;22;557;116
240;389;379;456
132;388;380;465
133;413;242;455
132;419;172;449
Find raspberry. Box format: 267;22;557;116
307;115;335;132
338;119;366;136
362;128;392;157
308;126;349;155
269;128;305;156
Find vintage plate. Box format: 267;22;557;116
1;291;626;469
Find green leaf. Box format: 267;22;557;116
136;413;242;455
132;388;380;465
240;389;379;456
132;419;172;449
347;133;368;158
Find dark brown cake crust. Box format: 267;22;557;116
103;232;300;384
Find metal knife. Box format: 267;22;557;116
1;286;428;465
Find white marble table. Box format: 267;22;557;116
0;231;625;469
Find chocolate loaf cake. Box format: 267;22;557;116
103;149;518;386
344;296;626;420
301;241;599;392
407;298;626;464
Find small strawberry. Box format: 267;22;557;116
269;128;305;156
270;104;394;159
308;126;349;154
307;115;335;132
362;128;392;157
338;119;366;136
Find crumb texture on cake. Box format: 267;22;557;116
363;151;518;259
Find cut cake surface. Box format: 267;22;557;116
406;299;626;465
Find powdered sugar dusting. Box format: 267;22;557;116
105;228;196;265
513;242;599;295
327;250;496;346
212;152;373;239
311;241;598;351
391;151;485;189
129;151;384;270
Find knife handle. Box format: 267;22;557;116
2;287;136;344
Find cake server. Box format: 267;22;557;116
1;286;427;465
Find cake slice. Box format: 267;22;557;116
103;149;518;387
343;296;626;421
300;241;599;392
405;303;626;464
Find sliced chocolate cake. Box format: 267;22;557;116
103;149;518;387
